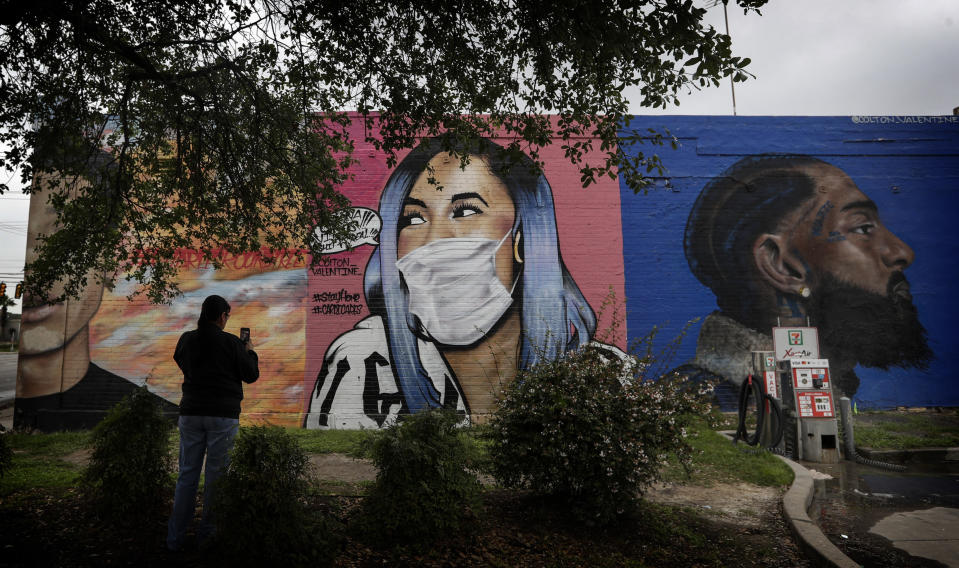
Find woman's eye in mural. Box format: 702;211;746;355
850;223;876;235
449;192;489;221
398;210;426;230
451;200;484;219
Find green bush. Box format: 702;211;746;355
488;343;712;525
81;386;174;521
361;409;482;548
0;433;12;478
214;425;333;565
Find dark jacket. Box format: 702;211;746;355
174;321;260;418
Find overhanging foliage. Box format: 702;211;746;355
1;0;767;303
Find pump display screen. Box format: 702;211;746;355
793;367;830;390
796;390;834;418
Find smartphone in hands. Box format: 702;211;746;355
239;327;250;343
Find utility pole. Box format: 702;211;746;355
722;0;737;116
706;0;738;116
0;283;6;340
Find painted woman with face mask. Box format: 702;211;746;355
304;138;625;429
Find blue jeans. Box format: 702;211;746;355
166;415;239;551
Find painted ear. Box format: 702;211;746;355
753;233;807;296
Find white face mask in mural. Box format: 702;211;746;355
397;231;517;345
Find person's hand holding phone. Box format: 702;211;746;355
239;327;252;350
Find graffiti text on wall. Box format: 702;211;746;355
310;257;361;277
312;289;364;316
127;247;310;270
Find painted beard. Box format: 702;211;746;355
805;271;933;374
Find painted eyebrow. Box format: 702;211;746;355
402;197;428;209
840;199;878;213
450;192;489;206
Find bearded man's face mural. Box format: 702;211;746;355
684;155;932;398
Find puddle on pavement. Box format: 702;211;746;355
807;460;959;532
805;459;959;566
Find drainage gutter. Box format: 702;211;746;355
777;455;860;568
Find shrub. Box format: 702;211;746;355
488;341;712;525
214;425;333;564
0;432;12;479
360;409;482;547
81;386;174;521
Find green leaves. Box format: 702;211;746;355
488;326;714;525
3;0;766;303
361;409;483;548
214;425;337;564
0;432;12;480
80;387;174;522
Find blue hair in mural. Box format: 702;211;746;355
365;138;596;413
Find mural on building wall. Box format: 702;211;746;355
15;124;627;431
622;116;959;409
15;154;309;430
18;115;955;431
88;254;308;427
16;158;176;430
303;136;628;429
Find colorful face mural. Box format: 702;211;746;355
304;137;628;429
15;126;627;431
621;116;959;409
16;115;957;431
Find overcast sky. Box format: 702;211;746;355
1;0;956;314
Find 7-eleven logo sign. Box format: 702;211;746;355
789;330;803;345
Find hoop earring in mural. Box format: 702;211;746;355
398;230;518;345
513;230;524;264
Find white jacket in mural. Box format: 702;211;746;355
304;315;634;429
304;316;467;429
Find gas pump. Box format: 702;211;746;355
735;326;841;463
751;351;782;449
778;358;840;463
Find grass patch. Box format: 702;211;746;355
282;427;369;455
854;411;959;450
1;417;794;499
284;425;488;458
1;431;91;495
660;418;793;487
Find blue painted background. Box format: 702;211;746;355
619;116;959;408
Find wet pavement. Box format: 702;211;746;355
805;459;959;567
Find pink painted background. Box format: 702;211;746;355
304;118;627;412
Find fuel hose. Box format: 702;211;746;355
838;397;906;472
735;374;784;448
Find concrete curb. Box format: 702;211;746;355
776;455;860;568
717;431;859;567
